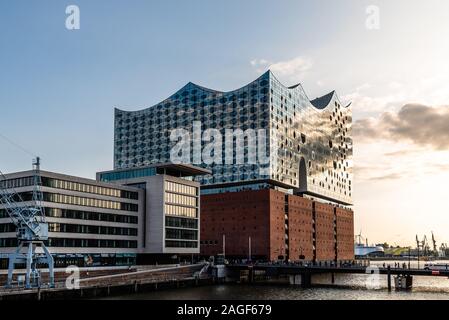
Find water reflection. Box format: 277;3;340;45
106;260;449;300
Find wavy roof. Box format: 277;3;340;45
116;70;350;113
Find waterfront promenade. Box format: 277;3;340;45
0;263;207;300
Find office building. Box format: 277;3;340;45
0;163;208;268
97;163;210;262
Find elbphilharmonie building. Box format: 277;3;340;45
114;71;352;205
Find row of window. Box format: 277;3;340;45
0;221;137;237
165;240;198;248
0;238;137;248
5;192;138;212
0;176;34;189
48;223;138;236
165;181;197;196
43;193;138;212
165;216;198;229
46;208;138;224
0;223;14;233
42;177;138;199
0;176;138;200
165;228;198;240
165;192;197;207
164;204;197;218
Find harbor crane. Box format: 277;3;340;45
416;234;432;258
440;243;448;257
431;232;438;257
0;158;54;289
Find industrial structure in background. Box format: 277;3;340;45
0;158;54;288
416;233;448;259
354;231;448;259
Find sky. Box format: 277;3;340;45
0;0;448;247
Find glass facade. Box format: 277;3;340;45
165;181;197;196
99;167;157;182
164;204;196;218
165;192;197;207
113;71;352;204
163;180;199;249
201;182;271;195
165;216;198;229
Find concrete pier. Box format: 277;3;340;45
0;264;208;300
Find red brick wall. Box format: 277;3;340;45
200;189;272;259
200;188;354;262
314;202;336;261
268;190;286;261
336;207;354;260
287;195;314;261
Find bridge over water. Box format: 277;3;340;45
226;263;449;290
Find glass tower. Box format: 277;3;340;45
113;71;352;205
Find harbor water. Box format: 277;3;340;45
106;260;449;300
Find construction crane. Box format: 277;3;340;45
0;157;54;289
440;243;448;257
431;231;438;257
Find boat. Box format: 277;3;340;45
354;232;385;257
423;262;449;271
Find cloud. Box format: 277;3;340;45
342;91;403;116
354;164;405;182
423;162;449;175
250;59;268;67
369;172;404;181
383;149;419;157
250;56;313;81
354;103;449;150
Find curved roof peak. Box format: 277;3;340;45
181;81;223;94
310;91;336;109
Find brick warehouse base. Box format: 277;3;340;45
200;189;354;262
